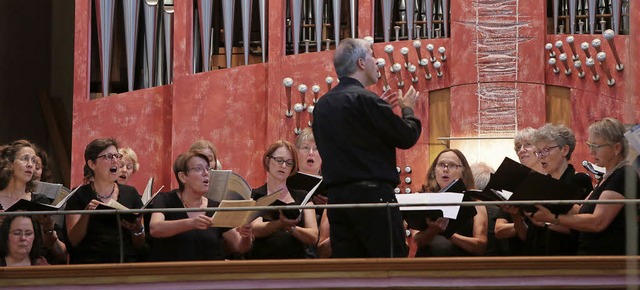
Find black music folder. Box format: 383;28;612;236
479;157;583;214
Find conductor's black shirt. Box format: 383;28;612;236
312;77;422;187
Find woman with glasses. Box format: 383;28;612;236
294;128;328;257
248;140;318;259
116;147;139;186
412;149;488;256
65;138;146;263
148;151;253;261
0;140;67;264
530;118;639;255
0;215;47;266
513;124;593;256
495;127;550;256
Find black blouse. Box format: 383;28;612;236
65;183;142;264
247;184;308;259
148;190;229;262
578;165;639;255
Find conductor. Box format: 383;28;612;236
312;38;421;258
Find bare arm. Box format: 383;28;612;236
316;209;331;258
497;205;528;240
449;205;488;255
531;190;624;233
412;217;448;248
223;223;253;254
65;199;101;246
289;205;319;246
251;216;294;238
494;218;516;239
35;215;67;263
149;212;210;238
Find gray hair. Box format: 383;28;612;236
588;117;628;158
470;162;495;190
533;123;576;160
334;38;369;78
514;127;536;151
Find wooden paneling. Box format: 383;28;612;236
428;88;450;163
545;85;572;126
0;257;638;288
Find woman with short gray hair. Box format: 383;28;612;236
531;118;639;255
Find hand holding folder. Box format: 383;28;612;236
475;157;583;214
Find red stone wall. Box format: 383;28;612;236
73;0;640;192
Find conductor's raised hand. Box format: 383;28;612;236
380;88;399;108
398;85;419;110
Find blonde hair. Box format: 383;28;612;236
118;147;140;172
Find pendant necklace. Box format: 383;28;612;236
92;182;115;200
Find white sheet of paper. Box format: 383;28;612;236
395;192;463;219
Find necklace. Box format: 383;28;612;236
601;160;628;184
180;191;203;208
91;182;115;200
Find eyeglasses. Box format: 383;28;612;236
16;154;37;165
119;163;134;170
269;156;294;167
298;145;318;153
534;145;561;158
188;165;211;174
97;153;123;161
11;230;34;238
514;142;535;152
436;162;463;171
586;141;610;152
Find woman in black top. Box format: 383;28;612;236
517;124;593;256
248;140;318;259
531;118;638;255
0;140;67;264
148;151;252;261
413;149;488;257
65;138;146;263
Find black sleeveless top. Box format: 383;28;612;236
578;165;638;255
247;184;309;259
523;164;593;256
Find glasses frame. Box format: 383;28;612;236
514;142;535;152
298;145;318;153
187;165;211;174
435;162;463;171
534;145;561;158
269;156;294;167
586;141;611;152
97;153;123;161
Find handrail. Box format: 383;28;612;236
1;198;639;217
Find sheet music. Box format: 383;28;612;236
395;193;463;219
